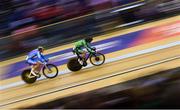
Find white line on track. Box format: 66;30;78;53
0;41;179;91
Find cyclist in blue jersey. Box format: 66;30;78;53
26;46;48;77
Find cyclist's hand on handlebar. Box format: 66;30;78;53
92;47;96;51
42;59;48;65
91;47;96;53
43;61;47;65
45;58;49;63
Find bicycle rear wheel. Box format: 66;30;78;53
90;52;105;66
43;64;58;78
67;57;82;71
21;69;37;84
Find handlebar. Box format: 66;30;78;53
91;47;96;51
39;61;48;65
43;62;48;65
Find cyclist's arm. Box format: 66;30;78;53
84;42;94;53
37;52;48;63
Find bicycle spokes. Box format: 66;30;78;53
43;64;59;78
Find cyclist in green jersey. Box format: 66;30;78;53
73;37;95;65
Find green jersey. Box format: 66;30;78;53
74;39;94;53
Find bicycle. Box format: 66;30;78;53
67;48;105;71
21;62;59;84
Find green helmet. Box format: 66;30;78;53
85;37;93;43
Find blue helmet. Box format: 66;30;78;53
38;46;44;51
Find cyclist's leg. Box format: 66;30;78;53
27;59;38;76
74;48;84;65
74;47;82;59
75;50;81;59
81;51;86;61
35;62;43;72
77;49;86;61
78;50;87;66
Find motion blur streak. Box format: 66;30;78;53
0;0;180;109
1;41;179;91
1;56;179;108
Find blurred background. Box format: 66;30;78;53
0;0;180;109
0;0;179;61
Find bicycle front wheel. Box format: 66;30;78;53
43;64;59;78
90;52;105;66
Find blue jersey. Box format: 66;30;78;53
26;49;47;63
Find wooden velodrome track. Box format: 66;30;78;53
0;15;180;108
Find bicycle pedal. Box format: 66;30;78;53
83;62;87;67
